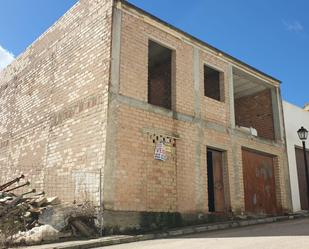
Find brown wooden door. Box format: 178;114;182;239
242;149;277;215
207;149;225;213
295;147;309;210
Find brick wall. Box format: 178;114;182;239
106;2;291;220
0;0;291;228
148;61;172;109
0;0;113;205
199;51;229;125
235;89;275;140
118;11;195;116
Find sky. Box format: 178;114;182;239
0;0;308;107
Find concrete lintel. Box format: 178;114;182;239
204;120;227;134
173;112;194;123
205;142;229;152
141;127;180;139
117;94;174;118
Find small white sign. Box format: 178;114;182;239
154;142;167;161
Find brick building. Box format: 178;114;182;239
0;0;291;229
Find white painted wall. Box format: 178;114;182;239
283;101;309;211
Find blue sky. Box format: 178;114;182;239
0;0;308;107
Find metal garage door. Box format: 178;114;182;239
242;149;278;215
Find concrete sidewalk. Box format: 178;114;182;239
102;218;309;249
17;214;308;249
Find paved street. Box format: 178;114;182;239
101;218;309;249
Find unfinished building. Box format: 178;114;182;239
0;0;291;230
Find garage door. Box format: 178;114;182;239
242;149;278;215
295;147;309;210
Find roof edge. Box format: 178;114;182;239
120;0;281;84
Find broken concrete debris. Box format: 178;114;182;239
39;203;97;234
13;225;59;245
0;176;98;246
47;196;60;205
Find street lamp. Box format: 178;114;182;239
297;126;309;209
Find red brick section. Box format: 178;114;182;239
235;89;275;140
148;61;172;109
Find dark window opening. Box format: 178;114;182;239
204;65;223;101
148;40;172;109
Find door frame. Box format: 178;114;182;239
294;146;309;210
241;147;280;215
206;146;230;214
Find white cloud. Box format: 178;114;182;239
0;45;14;70
283;20;304;32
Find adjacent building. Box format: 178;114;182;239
0;0;292;229
283;101;309;212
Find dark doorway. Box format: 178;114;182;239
207;149;225;213
295;147;309;210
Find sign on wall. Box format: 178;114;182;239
154;142;167;161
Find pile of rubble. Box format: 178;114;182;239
0;175;98;246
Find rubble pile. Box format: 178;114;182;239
0;175;98;246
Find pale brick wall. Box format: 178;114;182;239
111;8;235;214
105;2;291;219
118;11;195;116
0;0;113;205
0;0;291;228
200;51;230;125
